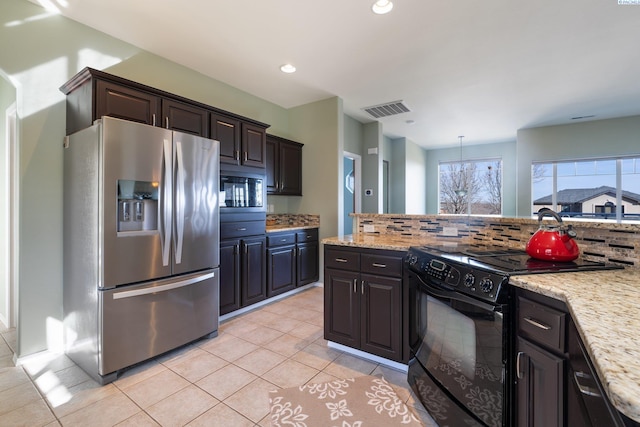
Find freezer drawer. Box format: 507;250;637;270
99;269;219;377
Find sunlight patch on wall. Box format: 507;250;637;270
77;48;122;74
12;57;67;117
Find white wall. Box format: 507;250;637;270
0;75;16;327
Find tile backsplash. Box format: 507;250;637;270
353;214;639;268
267;214;320;227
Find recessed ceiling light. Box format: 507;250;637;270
280;64;296;73
372;0;393;14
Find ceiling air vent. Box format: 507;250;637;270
362;100;411;119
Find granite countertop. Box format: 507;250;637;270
321;233;438;251
266;224;318;233
322;234;640;423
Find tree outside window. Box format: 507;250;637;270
439;159;502;215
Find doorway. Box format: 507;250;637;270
343;152;361;235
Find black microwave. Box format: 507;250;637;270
220;172;265;211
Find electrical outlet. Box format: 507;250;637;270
442;226;458;236
363;224;375;233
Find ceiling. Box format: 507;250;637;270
32;0;640;148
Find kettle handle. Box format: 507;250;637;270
537;207;563;224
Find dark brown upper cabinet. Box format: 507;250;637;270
61;67;268;141
266;134;303;195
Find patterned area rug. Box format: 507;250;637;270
269;375;423;426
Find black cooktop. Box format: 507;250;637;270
415;243;623;275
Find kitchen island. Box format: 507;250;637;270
322;234;640;424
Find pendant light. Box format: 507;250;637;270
454;135;467;197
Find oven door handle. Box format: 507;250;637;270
414;273;496;312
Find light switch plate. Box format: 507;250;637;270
442;226;458;236
363;224;375;233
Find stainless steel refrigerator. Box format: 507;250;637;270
63;116;220;384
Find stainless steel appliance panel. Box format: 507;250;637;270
102;117;173;288
99;269;219;376
63;124;101;381
172;132;220;275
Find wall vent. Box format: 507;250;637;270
362;100;411;119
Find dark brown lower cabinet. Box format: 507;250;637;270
324;245;404;362
219;235;266;315
266;229;319;298
266;242;296;297
514;288;634;427
516;337;564;427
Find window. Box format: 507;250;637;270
439;159;502;215
531;156;640;223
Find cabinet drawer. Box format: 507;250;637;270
220;221;265;239
296;228;318;243
518;296;566;352
325;249;360;271
267;233;296;247
361;254;403;277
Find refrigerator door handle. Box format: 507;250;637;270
112;271;215;300
175;140;185;264
161;138;173;266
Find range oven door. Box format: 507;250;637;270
407;271;510;427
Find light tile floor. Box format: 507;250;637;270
0;285;438;426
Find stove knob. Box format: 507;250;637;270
463;273;475;288
480;278;494;293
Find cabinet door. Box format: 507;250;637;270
297;241;319;287
219;240;241;315
241;123;266;168
162;99;208;136
96;80;160;126
241;236;266;307
211;113;241;166
360;273;402;361
324;269;360;348
265;137;278;193
279;141;302;195
516;337;564;427
267;245;296;297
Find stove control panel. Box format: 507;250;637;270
405;249;508;304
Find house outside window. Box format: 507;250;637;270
439;159;502;215
531;157;640;222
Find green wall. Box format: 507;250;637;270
0;0;340;357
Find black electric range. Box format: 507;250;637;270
405;243;623;427
405;243;623;305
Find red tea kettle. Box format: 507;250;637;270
526;208;580;262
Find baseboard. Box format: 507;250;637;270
327;341;408;373
220;282;323;322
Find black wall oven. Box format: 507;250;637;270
406;246;513;427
